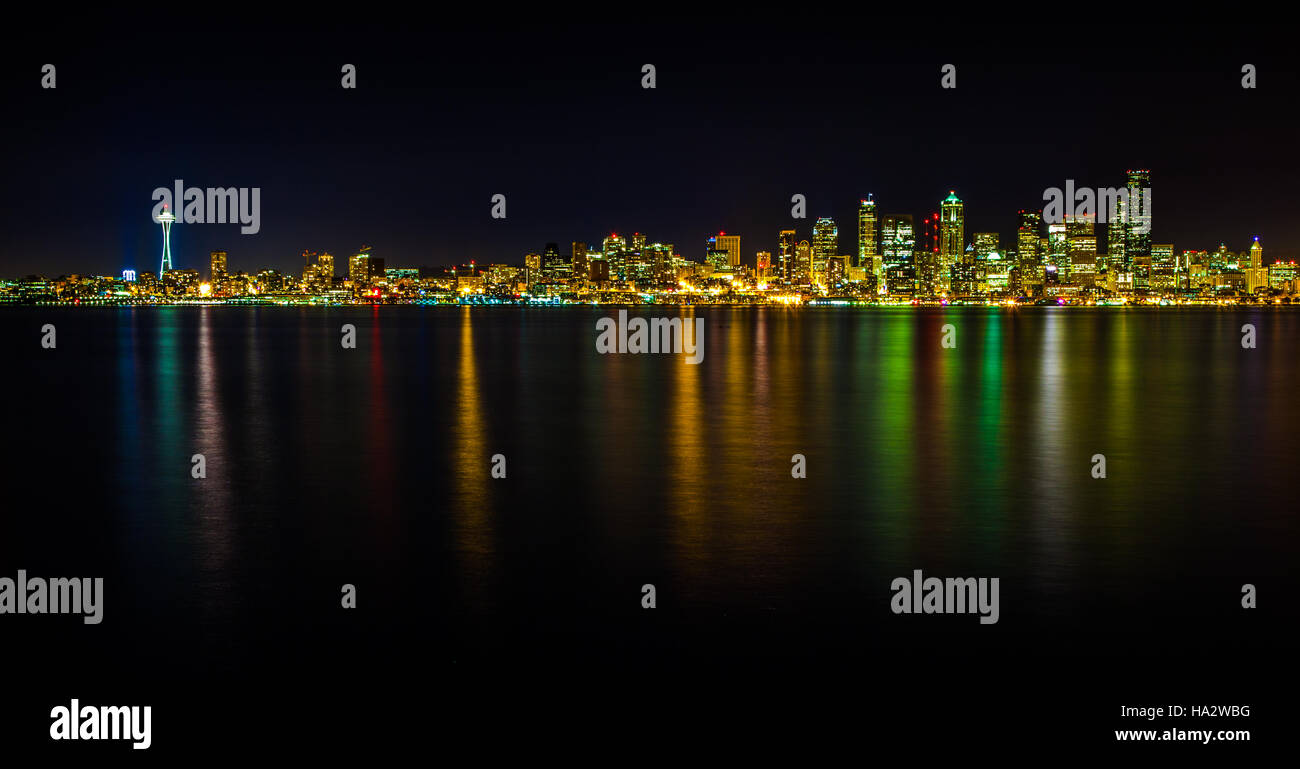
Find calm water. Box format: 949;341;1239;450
2;306;1296;750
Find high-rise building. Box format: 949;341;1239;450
572;242;588;285
1017;209;1043;294
713;233;741;268
1109;169;1152;284
795;240;813;287
857;196;878;272
602;233;627;279
317;252;334;288
812;218;838;284
973;233;999;261
939;192;964;293
778;229;797;282
1066;214;1098;285
1246;237;1268;293
1047;221;1068;279
349;247;376;286
881;214;915;296
915;213;942;297
1151;243;1176;292
210;250;228;283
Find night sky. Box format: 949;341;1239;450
2;15;1296;277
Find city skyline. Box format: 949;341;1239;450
3;18;1298;278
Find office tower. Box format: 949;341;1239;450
825;257;845;291
646;242;674;283
915;213;941;297
880;214;915;296
713;232;741;268
1017;209;1043;294
858;196;878;271
157;204;176;278
542;242;572;280
812;217;838;283
317;252;334;288
572;242;588;285
778;229;797;282
349;247;376;286
1269;260;1298;292
1124;169;1152;272
939;191;964;293
756;251;772;280
210;250;228;283
1047;221;1068;279
1066;214;1098;287
602;233;626;279
973;233;999;261
631;232;647;252
524;253;542;284
1247;237;1268;293
1151;243;1176;292
795;240;813;286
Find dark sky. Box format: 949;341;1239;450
2;14;1296;277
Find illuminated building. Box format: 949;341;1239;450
714;233;741;269
778;229;797;282
973;233;998;261
1017;210;1042;294
916;213;942;297
524;252;542;284
602;233;626;279
939;191;964;293
1246;237;1268;293
210;250;228;284
858;196;878;272
1066;214;1098;288
812;218;837;283
825;257;845;291
1047;221;1068;280
572;242;588;286
349;247;378;288
795;240;813;287
880;214;915;296
1151;243;1176;291
317;252;334;288
1268;260;1298;293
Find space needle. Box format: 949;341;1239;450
157;203;176;278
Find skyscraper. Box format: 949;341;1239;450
1066;214;1097;285
939;192;964;293
209;250;228;283
1111;169;1152;285
572;242;588;285
795;240;813;287
778;229;797;282
880;214;915;296
857;196;878;272
812;218;838;285
317;252;334;287
714;233;741;268
1017;209;1043;294
603;233;626;279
